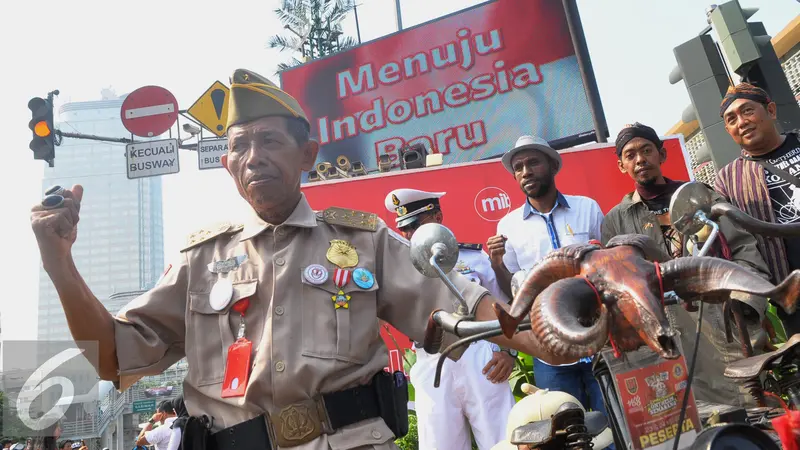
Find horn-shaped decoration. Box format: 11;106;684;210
531;277;610;359
495;243;597;338
498;235;681;360
606;234;672;262
661;258;800;315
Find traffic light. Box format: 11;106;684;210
669;34;741;169
709;1;800;132
28;96;55;166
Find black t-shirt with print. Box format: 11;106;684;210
752;133;800;271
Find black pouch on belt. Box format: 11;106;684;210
373;370;409;439
181;416;212;450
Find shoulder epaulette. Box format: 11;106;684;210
316;207;379;232
181;222;244;252
458;242;482;251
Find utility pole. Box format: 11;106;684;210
354;3;362;44
394;0;403;31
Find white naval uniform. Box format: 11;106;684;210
410;244;516;450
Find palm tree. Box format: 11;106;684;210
268;0;359;73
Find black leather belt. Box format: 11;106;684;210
209;416;269;450
208;383;382;449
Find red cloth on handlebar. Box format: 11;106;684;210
774;412;800;450
766;392;800;450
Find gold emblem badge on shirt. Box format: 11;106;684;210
326;239;359;269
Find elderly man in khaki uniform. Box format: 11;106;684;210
30;69;555;450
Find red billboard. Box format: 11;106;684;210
301;136;693;368
301;136;692;244
281;0;602;182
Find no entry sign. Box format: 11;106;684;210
121;86;179;138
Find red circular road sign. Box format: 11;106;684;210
120;86;179;138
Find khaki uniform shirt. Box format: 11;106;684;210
112;194;488;449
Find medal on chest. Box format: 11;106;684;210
332;268;351;309
326;240;360;310
352;268;375;289
221;298;253;398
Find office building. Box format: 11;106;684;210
37;89;165;341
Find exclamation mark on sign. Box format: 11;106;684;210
211;89;226;132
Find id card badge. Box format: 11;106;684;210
221;338;253;398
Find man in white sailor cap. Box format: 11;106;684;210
384;188;516;450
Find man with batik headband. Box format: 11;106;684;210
602;122;772;407
384;188;516;450
31;67;564;450
715;82;800;335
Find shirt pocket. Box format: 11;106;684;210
327;417;394;450
187;279;258;386
560;231;591;247
300;267;380;365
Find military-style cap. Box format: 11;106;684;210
384;188;445;228
226;68;309;131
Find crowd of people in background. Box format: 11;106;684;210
0;396;188;450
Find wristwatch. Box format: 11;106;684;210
148;418;156;425
502;347;518;357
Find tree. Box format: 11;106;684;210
0;391;30;441
268;0;359;73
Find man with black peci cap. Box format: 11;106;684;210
384;188;516;450
30;68;565;450
602;122;771;407
716;82;800;335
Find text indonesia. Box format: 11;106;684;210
320;27;544;158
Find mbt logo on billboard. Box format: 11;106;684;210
474;187;512;221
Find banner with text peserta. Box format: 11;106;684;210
280;0;602;182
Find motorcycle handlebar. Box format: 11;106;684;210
424;292;682;354
712;202;800;237
423;309;532;354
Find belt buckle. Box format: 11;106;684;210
269;398;333;447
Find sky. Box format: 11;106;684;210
0;0;798;342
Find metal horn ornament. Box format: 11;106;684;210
494;234;800;361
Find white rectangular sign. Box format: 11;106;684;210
126;138;180;179
124;103;175;119
198;138;228;170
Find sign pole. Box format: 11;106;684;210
562;0;608;143
354;3;362;44
394;0;403;31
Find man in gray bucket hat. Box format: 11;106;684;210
488;135;609;424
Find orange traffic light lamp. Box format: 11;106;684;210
34;120;51;137
28;95;56;166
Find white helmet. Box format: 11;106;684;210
500;384;614;449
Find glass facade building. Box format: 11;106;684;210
37;93;165;341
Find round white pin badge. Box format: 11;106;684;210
210;278;234;311
304;264;329;285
